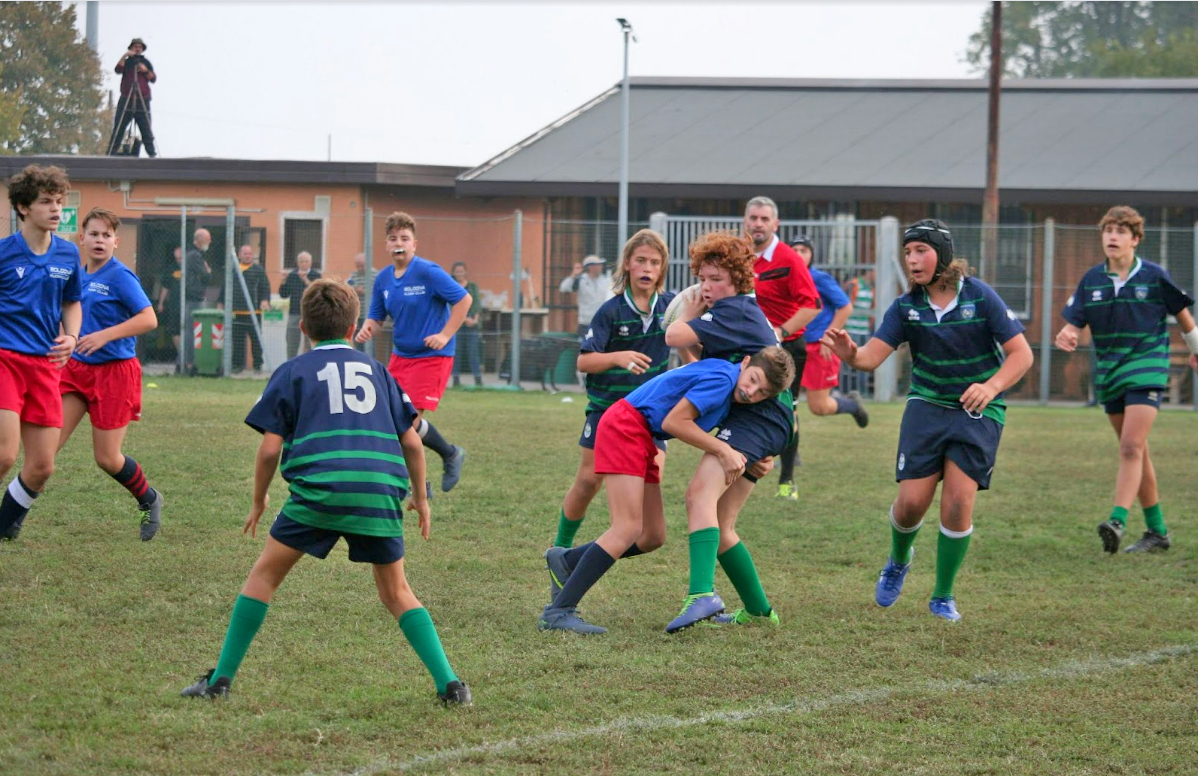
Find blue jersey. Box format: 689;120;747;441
367;257;468;358
0;232;83;356
687;294;776;362
72;257;153;365
804;268;850;343
1062;258;1194;404
245;343;418;538
581;289;674;414
626;359;739;440
874;276;1025;425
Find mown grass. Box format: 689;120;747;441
1;378;1195;775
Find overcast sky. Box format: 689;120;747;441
79;1;991;167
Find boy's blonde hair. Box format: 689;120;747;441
748;345;796;396
301;279;359;342
1099;205;1144;242
81;207;120;233
385;211;417;236
612;229;668;294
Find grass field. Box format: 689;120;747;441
2;377;1197;775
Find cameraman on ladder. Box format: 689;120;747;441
106;38;157;158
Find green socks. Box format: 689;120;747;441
1143;503;1167;535
717;542;771;616
932;526;972;600
687;527;720;595
212;594;269;683
399;607;458;696
889;507;922;565
1109;505;1129;526
554;508;582;548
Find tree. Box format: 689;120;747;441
965;2;1198;78
0;2;107;154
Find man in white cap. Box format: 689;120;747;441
559;256;614;338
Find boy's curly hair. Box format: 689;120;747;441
688;231;755;294
385;211;417;236
8;164;70;221
1098;205;1144;242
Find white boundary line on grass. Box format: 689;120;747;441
337;644;1195;775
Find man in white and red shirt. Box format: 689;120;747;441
745;196;820;500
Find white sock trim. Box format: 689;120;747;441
939;524;974;539
7;478;35;508
416;418;429;438
889;505;922;534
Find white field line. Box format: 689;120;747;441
332;644;1195;775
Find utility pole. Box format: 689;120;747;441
616;18;635;249
982;1;1003;283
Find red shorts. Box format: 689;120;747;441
801;342;842;391
592;399;661;484
0;348;64;427
60;358;144;430
387;354;453;411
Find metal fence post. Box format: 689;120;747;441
178;206;187;376
874;216;900;402
511;209;523;388
221;206;235;376
363;207;373;276
1193;221;1197;410
1040;218;1055;405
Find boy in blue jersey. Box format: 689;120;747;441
548;229;672;560
182;279;470;705
538;346;795;635
824;220;1033;622
356;212;471;494
56;209;162;541
664;231;793;630
791;236;868;427
0;165;83;546
1055;206;1198;554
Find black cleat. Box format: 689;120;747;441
1097;520;1124;554
1;515;25;541
181;669;230;699
848;390;870;428
139;490;163;541
439;680;472;706
1124;530;1171;553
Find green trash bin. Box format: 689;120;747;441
191;308;225;376
542;331;581;387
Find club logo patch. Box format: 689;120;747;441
618;325;629;337
907;309;920;321
15;267;25;279
1091;290;1103;301
898;453;906;471
1135;286;1148;300
585;328;594;340
717;428;732;441
584;422;592;439
960;304;975;320
700;312;713;322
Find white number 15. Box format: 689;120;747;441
316;361;377;414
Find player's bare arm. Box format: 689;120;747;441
960;333;1034;414
244;432;283;538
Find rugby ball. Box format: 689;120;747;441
662;284;702;329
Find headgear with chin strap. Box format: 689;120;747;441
903;219;954;281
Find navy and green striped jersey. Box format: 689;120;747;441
245;342;418;538
1063;257;1194;404
580;289;675;414
874;276;1025;425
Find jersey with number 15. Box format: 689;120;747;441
245;342;418;538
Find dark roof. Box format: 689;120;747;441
456;77;1198;204
0;156;464;187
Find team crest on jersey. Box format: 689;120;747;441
898;453;906;471
618;324;630;337
960;304;975;320
384;290;390;301
584;328;594;340
1135;286;1148;300
1091;289;1103;301
1007;309;1016;320
584;422;592;439
717;428;732;441
907;308;920;321
15;267;25;279
700;312;713;322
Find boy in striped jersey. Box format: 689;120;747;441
548;230;672;556
823;220;1033;621
1055;206;1197;554
182;279;470;705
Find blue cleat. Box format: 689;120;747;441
874;554;912;608
544;546;575;601
665;593;725;633
537;605;607;635
928;597;961;622
441;446;466;492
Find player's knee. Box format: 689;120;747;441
636;525;666;553
576;469;603;498
718;528;740;553
22;459;54;488
93;451;124;475
1118;437;1146;461
378;581;416;610
0;450;16;475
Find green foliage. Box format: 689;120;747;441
0;2;107;154
966;1;1198;78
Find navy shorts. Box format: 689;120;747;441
580;409;665;452
717;395;793;483
269;514;404;564
1103;388;1163;415
896;399;1003;490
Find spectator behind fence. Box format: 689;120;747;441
230;245;271;374
559;255;614;338
106;38;157;158
450;261;483;387
156;246;183;362
347;252;376;353
181;229;214;375
279;252;320;359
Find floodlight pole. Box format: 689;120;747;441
617;18;634;249
981;1;1003;283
